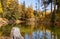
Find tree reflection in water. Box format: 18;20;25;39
19;21;60;39
20;23;58;39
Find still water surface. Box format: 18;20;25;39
20;24;60;39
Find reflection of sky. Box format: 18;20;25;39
18;0;56;12
24;30;51;39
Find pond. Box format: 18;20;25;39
0;23;60;39
20;24;60;39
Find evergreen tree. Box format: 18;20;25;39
20;1;26;21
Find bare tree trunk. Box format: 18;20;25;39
51;0;52;15
56;0;60;11
54;0;56;14
54;0;56;26
43;0;46;17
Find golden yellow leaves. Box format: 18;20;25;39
0;3;3;13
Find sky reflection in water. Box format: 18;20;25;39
24;30;57;39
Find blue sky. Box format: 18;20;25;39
18;0;36;10
18;0;55;12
